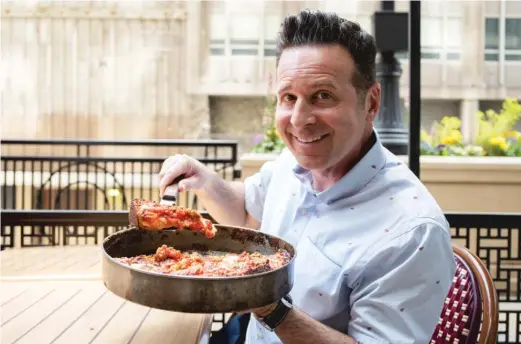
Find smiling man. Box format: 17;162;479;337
159;9;456;344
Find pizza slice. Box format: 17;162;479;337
129;199;217;238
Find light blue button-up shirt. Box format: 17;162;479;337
243;130;456;344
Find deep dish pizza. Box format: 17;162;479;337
129;199;217;238
117;244;291;277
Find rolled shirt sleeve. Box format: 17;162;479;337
347;220;456;344
243;158;277;222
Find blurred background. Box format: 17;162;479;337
0;1;520;343
2;0;520;153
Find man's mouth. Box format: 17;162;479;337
292;134;329;144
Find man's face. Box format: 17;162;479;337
275;45;380;172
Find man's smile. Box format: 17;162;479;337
291;133;330;144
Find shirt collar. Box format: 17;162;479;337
292;129;387;205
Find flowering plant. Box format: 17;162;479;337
420;117;484;156
474;98;521;156
421;98;521;157
251;96;286;154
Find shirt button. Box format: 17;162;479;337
301;209;308;215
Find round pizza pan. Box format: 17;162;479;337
101;225;296;313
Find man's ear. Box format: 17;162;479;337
365;82;381;121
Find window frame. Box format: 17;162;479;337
484;16;521;63
420;14;462;62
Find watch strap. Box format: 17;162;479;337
255;294;293;331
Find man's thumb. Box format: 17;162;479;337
178;175;201;192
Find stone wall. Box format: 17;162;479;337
209;96;267;156
420;99;461;130
1;1;212;159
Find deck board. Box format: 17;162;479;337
0;247;212;344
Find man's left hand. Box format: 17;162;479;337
238;302;278;318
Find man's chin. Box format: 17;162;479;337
292;154;328;171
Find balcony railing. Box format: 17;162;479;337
1;138;241;211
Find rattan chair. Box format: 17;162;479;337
429;245;499;344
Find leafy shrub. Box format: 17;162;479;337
421;98;521;157
251;96;285;154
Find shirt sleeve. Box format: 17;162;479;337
347;220;456;344
243;158;277;222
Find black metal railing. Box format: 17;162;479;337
1;210;519;343
0;209;215;248
1;138;241;211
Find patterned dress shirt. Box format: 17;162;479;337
242;130;456;344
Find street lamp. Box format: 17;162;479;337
372;1;409;155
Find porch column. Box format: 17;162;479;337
459;0;485;143
460;99;480;143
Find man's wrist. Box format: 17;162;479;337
253;302;279;318
253;295;293;332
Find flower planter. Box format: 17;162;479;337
239;153;521;213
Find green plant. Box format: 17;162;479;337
420;116;484;156
251;96;286;154
474;98;521;156
420;98;521;157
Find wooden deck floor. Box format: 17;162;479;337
0;246;212;344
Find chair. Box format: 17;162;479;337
430;245;499;344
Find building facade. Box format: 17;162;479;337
1;0;520;156
188;0;521;152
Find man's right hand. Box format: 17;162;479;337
158;153;258;229
158;154;217;197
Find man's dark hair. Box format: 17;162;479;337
276;9;377;93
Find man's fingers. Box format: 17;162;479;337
178;175;200;193
159;159;189;197
159;155;182;177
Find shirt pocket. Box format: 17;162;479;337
291;235;346;320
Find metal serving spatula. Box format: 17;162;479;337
160;174;185;206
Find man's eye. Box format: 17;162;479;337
282;94;296;102
316;92;331;100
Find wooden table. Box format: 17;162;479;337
0;246;213;344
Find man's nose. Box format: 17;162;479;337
290;100;316;128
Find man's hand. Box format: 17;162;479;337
158;154;259;228
159;154;216;196
237;302;278;318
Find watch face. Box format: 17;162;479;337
281;297;293;308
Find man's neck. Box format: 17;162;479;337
311;131;376;192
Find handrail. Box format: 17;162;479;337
0;209;215;226
1;138;239;147
444;213;521;228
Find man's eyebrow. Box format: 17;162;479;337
277;81;336;93
310;81;336;89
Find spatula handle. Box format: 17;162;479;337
162;174;185;202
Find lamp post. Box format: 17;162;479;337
372;1;409;155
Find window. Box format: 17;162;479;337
264;14;280;57
209;12;226;56
506;18;521;60
445;18;462;60
207;1;320;58
207;1;282;58
230;14;260;56
485;17;521;61
422;17;443;59
421;16;462;60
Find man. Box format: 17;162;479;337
159;9;456;344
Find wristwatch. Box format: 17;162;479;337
254;294;293;332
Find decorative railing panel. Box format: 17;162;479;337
446;213;520;344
